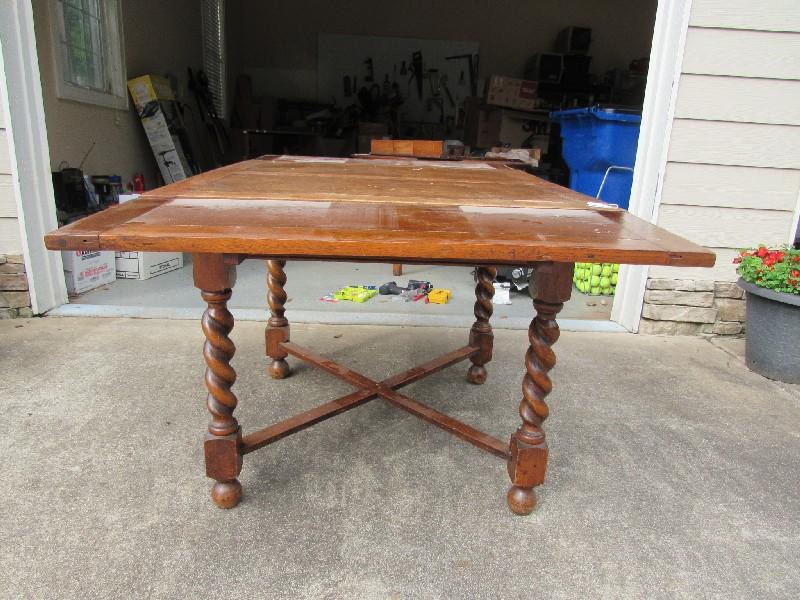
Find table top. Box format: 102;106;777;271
45;155;715;267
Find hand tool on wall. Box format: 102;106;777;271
446;54;478;97
364;58;374;82
440;74;455;107
411;51;424;98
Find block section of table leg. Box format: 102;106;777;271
507;437;548;489
265;325;290;359
204;432;242;481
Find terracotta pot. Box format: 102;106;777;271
738;278;800;384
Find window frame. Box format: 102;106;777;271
48;0;127;109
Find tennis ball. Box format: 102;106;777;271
600;276;610;287
591;275;600;286
601;265;612;277
611;273;618;285
592;264;602;275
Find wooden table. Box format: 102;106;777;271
45;155;715;514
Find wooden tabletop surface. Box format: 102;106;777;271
45;155;716;267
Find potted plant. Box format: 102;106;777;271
734;246;800;383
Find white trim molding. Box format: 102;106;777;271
611;0;694;332
0;1;68;313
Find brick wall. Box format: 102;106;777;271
639;278;745;335
0;254;32;318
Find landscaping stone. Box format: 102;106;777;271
714;282;744;299
17;308;33;318
0;308;19;319
646;278;714;292
638;318;705;336
712;321;743;335
0;291;31;309
715;298;746;322
0;262;25;274
642;304;717;323
644;290;715;307
0;274;28;291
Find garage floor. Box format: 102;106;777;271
64;257;614;328
1;317;797;599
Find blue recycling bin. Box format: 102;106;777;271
550;106;641;209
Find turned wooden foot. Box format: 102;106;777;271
467;266;496;384
507;485;538;515
466;364;487;384
211;479;242;509
506;262;572;515
268;359;291;379
266;259;292;379
194;254;244;509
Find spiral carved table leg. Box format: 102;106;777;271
201;288;243;508
467;266;496;384
507;262;573;515
266;260;291;379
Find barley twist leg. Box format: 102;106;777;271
467;266;496;384
266;259;291;379
506;262;572;515
201;288;243;508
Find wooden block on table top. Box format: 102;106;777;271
393;140;415;156
370;139;394;155
412;140;444;158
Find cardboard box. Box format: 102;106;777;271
464;98;550;152
114;194;184;280
61;250;115;294
115;251;183;280
127;74;194;184
485;76;538;111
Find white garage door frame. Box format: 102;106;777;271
0;0;67;314
611;0;694;331
2;0;691;326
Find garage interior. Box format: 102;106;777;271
39;0;658;325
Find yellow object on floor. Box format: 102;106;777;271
428;289;452;304
333;286;378;303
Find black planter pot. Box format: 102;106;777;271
738;278;800;383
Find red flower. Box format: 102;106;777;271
792;270;800;278
732;257;742;264
756;246;768;258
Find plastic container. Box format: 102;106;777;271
550;106;641;209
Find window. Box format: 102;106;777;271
49;0;126;109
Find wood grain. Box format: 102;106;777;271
44;156;715;268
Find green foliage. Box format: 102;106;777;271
735;246;800;295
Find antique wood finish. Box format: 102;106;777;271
43;157;717;514
507;262;574;515
194;254;242;509
467;266;497;384
44;157;715;269
266;259;291;379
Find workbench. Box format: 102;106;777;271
45;155;715;514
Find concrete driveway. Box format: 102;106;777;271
0;317;797;599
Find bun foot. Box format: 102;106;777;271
211;479;242;509
466;364;487;385
268;359;291;379
507;485;537;515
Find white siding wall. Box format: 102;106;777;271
650;0;800;281
0;69;23;255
